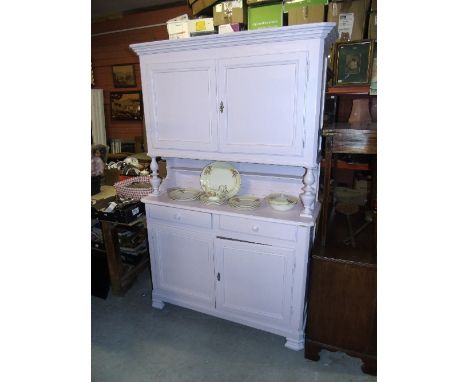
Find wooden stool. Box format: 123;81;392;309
335;202;359;248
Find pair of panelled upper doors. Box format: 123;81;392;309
143;51;310;158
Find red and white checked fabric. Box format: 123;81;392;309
114;176;153;200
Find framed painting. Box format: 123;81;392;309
333;40;374;86
110;91;143;121
112;64;137;88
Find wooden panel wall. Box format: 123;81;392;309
91;5;192;144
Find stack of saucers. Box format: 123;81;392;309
199;193;227;205
168;188;202;201
228;195;261;210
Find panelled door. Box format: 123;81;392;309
217;52;308;157
144;59;218;152
152;223;215;309
214;238;294;327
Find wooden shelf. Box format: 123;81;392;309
327;85;370;95
320;159;370;171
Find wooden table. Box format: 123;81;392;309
92;187;150;296
99;217;150;296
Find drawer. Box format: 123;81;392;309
147;204;212;229
219;215;297;242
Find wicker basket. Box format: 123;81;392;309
114;176;153;200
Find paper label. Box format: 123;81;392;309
219;24;234;34
338;12;354;39
195;20;206;31
230;0;243;9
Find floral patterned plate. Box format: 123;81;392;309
200;162;241;200
228;195;261;210
168;188;202;201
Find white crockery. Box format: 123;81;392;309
266;193;299;211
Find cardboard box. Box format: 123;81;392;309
218;23;244;33
213;1;247;26
368;11;376;39
167;21;190;39
188;18;215;33
247;0;279;4
288;5;325;25
327;0;370;41
167;15;190;40
191;0;218;16
248;3;284;30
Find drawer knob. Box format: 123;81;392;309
174;213;181;221
251;225;259;232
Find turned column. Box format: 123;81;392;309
300;166;317;218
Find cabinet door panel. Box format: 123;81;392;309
218;52;307;156
145;60;217;151
215;238;294;325
152;223;214;307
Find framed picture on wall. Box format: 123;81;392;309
333;40;374;86
110;91;143;121
112;64;136;88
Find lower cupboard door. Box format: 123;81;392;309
153;224;215;308
214;238;294;327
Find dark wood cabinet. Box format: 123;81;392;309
305;122;377;375
305;255;376;374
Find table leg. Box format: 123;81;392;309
100;220;124;296
320;137;333;248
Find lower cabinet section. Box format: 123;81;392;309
147;204;311;350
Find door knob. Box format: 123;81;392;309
217;272;221;281
219;101;224;113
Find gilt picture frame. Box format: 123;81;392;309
112;64;137;88
110;91;143;121
333;40;374;86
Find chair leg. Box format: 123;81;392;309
345;214;356;248
343;220;371;246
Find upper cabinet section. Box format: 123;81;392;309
131;24;337;167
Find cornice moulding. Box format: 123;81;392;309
130;23;337;56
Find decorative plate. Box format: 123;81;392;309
168;188;202;201
200;162;241;200
266;193;299;211
228;195;261;210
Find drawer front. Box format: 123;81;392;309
219;215;297;242
147;204;212;229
